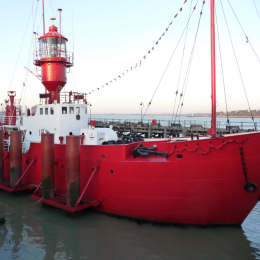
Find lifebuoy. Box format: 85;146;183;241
244;182;258;193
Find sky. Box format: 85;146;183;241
0;0;259;115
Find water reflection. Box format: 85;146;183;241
0;191;259;260
243;203;260;260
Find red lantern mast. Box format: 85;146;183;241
34;0;73;104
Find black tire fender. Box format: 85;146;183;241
244;182;258;193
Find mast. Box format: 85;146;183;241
210;0;217;136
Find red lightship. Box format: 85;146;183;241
0;0;259;225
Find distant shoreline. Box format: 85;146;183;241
92;113;260;118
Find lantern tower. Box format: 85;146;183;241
34;2;73;104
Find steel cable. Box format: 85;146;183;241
220;0;257;131
143;0;200;118
215;7;230;128
175;0;206;122
227;0;260;62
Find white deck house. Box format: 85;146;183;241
20;103;117;146
21;103;88;144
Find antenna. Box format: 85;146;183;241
42;0;45;34
58;9;62;35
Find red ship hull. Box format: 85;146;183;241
2;131;260;225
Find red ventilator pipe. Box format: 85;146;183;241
41;133;54;198
10;131;22;188
0;130;4;183
66;135;80;207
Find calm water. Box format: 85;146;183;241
1;115;260;259
0;192;259;260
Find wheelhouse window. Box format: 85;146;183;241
69;107;74;114
45;108;48;115
50;107;54;115
76;107;80;115
40;108;43;115
62;107;67;114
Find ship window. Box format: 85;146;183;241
69;107;74;114
40;108;43;115
45;108;48;115
62;107;67;114
76;107;80;115
50;107;54;115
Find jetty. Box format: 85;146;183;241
93;118;258;138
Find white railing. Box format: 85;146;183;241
0;116;22;127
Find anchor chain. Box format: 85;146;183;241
239;146;258;193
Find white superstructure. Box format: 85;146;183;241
20;103;117;146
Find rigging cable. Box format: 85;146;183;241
220;0;257;131
20;0;40;106
226;0;260;62
142;0;200;118
8;0;37;93
70;6;79;93
252;0;260;21
170;0;194;125
175;0;206;122
215;6;230;127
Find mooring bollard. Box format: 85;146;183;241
66;135;80;207
0;130;4;183
41;133;54;198
10;131;22;188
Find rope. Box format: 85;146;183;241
21;0;40;106
220;0;257;131
174;0;206;122
8;1;36;92
142;0;200;118
170;0;194;125
252;0;260;21
215;7;230;127
226;0;260;62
